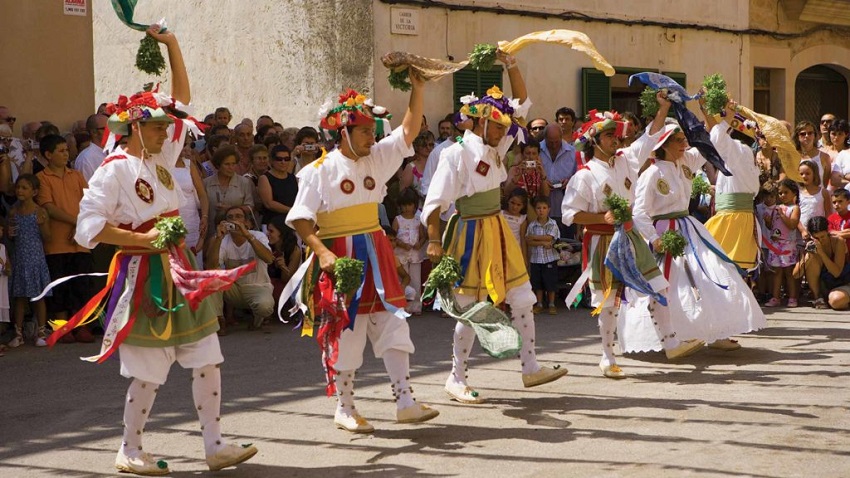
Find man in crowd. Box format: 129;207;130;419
233;123;254;174
819;113;836;149
555;107;577;142
74;113;108;182
208;206;275;332
540;123;577;238
437;116;453;144
528;117;548;142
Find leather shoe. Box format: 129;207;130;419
334;411;375;433
522;365;568;388
708;338;741;351
600;362;626;379
396;403;439;423
207;443;258;471
445;380;484;404
115;450;170;476
665;340;705;360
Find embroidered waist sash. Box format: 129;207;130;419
715;192;753;212
456;188;501;218
316;203;381;239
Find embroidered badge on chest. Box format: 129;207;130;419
603;184;613;196
135;178;154;203
363;176;376;190
681;165;694;180
624;177;632;190
475;160;490;176
156;165;174;190
657;178;670;195
340;179;355;194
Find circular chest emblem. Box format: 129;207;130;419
135;178;154;203
364;176;376;190
681;165;694;180
657;178;670;195
340;179;355;194
156;165;174;190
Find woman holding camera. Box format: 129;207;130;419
799;216;850;309
257;144;297;225
202;145;255;233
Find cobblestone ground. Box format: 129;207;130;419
1;305;848;477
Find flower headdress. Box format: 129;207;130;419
318;89;392;140
459;86;517;129
105;85;175;136
573;109;630;152
714;112;758;139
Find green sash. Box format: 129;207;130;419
715;192;754;212
455;188;501;217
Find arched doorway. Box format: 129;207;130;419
795;65;848;123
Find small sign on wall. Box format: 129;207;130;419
64;0;87;16
391;7;419;35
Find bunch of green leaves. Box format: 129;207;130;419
639;87;660;118
151;216;187;250
136;35;166;76
387;68;412;92
334;258;364;296
702;74;728;116
602;193;632;225
691;174;711;199
425;255;461;292
660;230;686;258
468;43;497;71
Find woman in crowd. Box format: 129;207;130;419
266;215;301;308
203;145;255;234
399;130;435;196
176;136;209;263
828;120;850;188
799;216;850;309
795;120;834;188
257;144;297;225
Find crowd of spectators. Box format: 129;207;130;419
0;99;847;354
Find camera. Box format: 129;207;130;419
224;221;236;232
303;143;318;152
805;241;817;253
524;160;537;168
0;145;7;155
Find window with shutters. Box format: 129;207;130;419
582;67;686;119
452;65;504;112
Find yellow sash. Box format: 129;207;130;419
316;203;382;239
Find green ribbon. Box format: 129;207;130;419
111;0;167;32
148;254;183;314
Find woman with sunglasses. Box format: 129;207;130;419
399;130;435;197
795;120;835;188
257;144;297;225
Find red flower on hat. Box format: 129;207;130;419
492;110;502;120
338;89;359;104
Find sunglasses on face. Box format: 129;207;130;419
272;155;291;161
798;131;815;137
530;126;545;131
821;119;834;124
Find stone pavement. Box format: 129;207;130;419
1;305;848;477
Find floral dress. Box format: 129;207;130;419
11;211;52;298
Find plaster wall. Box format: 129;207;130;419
0;0;94;133
373;2;751;127
92;0;373;129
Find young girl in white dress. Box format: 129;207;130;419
501;188;528;264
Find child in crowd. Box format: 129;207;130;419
798;160;832;240
765;179;801;307
393;188;426;315
755;181;779;301
502;188;529;264
7;174;52;347
526;196;560;315
827;188;850;255
385;227;416;306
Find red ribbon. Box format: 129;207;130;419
315;272;351;397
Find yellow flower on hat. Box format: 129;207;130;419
118;111;129;122
345;98;356;107
486;86;504;99
354;94;367;105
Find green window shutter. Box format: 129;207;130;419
582;67;610;113
453;65;504;111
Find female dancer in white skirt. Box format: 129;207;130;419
620;123;766;357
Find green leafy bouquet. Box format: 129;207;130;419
702;74;728;116
468;43;498;71
136;35;167;76
333;258;364;296
603;193;632;225
691;174;711;199
640;87;660;119
151;216;187;249
660;230;687;258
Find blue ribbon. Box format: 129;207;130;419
675;217;744;289
604;226;668;306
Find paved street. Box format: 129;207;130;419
2;305;849;477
